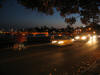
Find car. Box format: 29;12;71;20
74;33;98;43
51;36;74;46
74;34;90;42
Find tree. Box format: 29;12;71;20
17;0;100;26
1;0;100;26
0;0;5;8
66;25;74;33
65;17;76;25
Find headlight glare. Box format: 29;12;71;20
93;35;96;39
72;39;75;41
81;36;87;40
58;41;64;44
75;36;80;40
52;41;57;43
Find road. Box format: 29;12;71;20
0;39;100;75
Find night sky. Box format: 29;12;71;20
0;0;84;29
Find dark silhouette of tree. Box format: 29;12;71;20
41;26;49;32
1;0;100;26
34;27;41;32
0;4;2;8
66;25;74;33
0;0;6;8
65;17;76;25
17;0;100;25
0;0;3;8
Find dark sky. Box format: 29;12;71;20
0;0;84;29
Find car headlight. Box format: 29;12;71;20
89;36;92;39
52;41;57;43
75;36;80;40
93;31;96;34
81;36;87;40
58;41;64;44
72;39;75;41
93;35;96;39
98;35;100;38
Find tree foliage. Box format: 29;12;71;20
0;0;3;8
65;25;74;33
0;0;6;8
65;17;76;25
17;0;100;25
1;0;100;25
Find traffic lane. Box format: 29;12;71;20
0;41;97;75
0;40;87;62
0;42;74;64
0;40;97;63
0;40;75;61
0;55;95;75
0;43;52;60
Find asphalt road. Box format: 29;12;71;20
0;39;100;75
